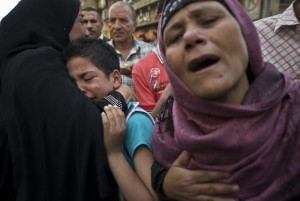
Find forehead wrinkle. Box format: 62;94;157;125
164;3;224;33
109;4;134;20
187;3;222;18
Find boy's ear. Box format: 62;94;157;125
111;70;122;89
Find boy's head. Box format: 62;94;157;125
63;37;122;101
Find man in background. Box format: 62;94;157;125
82;7;109;41
149;31;157;46
132;0;170;118
254;0;300;82
107;1;154;90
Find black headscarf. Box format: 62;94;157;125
0;0;119;200
161;0;225;29
0;0;77;57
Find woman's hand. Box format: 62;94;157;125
163;151;240;201
102;105;126;155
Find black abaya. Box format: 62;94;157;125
0;0;121;200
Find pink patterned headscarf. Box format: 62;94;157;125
152;0;300;200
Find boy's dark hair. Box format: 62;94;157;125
63;38;120;78
82;7;102;21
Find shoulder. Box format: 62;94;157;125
128;110;153;124
9;46;63;74
254;15;278;31
127;102;154;125
132;52;158;74
253;16;280;41
107;40;114;46
125;102;154;151
134;52;157;65
18;46;60;60
134;39;155;54
137;40;154;48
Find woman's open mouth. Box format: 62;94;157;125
188;55;220;72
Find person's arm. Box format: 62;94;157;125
151;84;172;119
102;106;158;201
120;61;134;78
152;151;240;201
0;118;14;201
133;146;160;201
126;110;160;201
94;84;134;115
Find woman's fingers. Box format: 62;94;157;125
102;105;126;154
163;151;239;201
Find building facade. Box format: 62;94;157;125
80;0;294;40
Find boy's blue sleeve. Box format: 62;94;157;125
125;111;154;158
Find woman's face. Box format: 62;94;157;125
163;1;249;103
69;9;89;41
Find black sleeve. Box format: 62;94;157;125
94;91;128;114
290;195;300;201
151;161;175;201
0;116;15;201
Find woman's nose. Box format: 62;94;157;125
184;27;206;51
78;84;87;94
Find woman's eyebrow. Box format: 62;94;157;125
164;20;183;34
165;6;220;32
188;6;219;18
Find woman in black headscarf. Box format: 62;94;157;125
0;0;126;200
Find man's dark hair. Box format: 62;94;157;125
82;6;102;21
63;38;120;78
138;34;147;42
151;31;157;38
